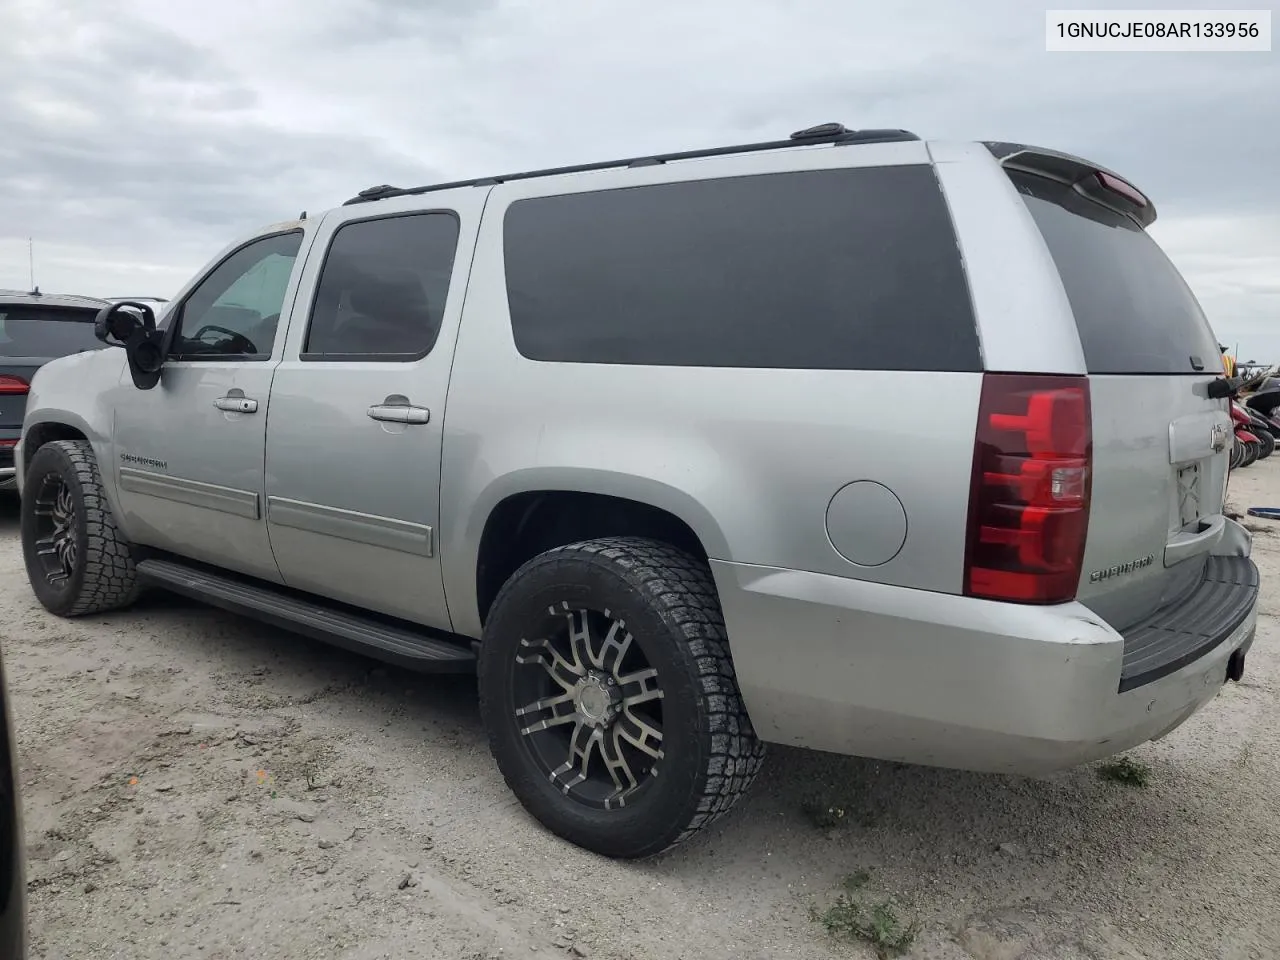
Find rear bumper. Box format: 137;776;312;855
711;557;1258;775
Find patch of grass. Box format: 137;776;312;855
811;887;919;959
1097;756;1151;788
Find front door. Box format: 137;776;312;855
111;229;310;582
265;195;485;629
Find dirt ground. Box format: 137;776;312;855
2;464;1278;960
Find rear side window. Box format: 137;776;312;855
303;212;460;361
503;166;981;371
0;307;103;358
1013;174;1220;375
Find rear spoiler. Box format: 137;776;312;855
983;141;1156;229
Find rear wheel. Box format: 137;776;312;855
21;440;140;617
477;537;765;859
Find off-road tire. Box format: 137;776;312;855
21;440;140;617
478;536;766;859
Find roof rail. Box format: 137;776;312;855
343;122;920;205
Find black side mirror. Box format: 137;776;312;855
93;302;165;390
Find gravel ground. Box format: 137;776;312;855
2;463;1278;960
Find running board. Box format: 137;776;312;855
136;558;476;673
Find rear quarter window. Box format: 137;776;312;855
502;165;981;371
0;307;103;357
1012;173;1221;376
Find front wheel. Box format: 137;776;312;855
21;440;140;617
477;537;765;859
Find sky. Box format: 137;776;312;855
1;0;1277;359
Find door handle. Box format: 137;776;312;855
214;396;258;414
367;400;430;425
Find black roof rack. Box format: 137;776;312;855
343;122;920;205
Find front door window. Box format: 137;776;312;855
170;232;303;360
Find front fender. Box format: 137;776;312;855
18;350;127;500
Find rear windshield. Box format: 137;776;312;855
1013;173;1221;375
503;165;982;371
0;307;104;358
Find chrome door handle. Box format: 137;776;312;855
367;402;430;425
214;396;258;413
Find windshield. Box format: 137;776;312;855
0;306;106;358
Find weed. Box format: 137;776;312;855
1097;756;1151;788
800;791;879;830
812;870;918;958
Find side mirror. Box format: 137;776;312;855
93;302;165;390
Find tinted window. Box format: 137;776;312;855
0;307;103;357
503;166;980;371
303;213;460;360
173;231;303;360
1014;174;1220;375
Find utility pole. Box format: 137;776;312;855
28;237;34;291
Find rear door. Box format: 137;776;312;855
1007;165;1231;631
264;192;484;630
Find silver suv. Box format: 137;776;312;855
15;124;1259;859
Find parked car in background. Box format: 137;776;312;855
0;646;26;960
13;124;1260;860
1;290;113;493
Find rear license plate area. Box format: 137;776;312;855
1176;463;1202;527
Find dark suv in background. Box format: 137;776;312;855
1;290;114;492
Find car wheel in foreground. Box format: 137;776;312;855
21;440;140;617
478;537;765;859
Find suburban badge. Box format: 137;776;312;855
1089;554;1156;583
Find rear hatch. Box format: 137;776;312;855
0;304;106;432
995;152;1257;684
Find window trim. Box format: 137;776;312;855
299;209;462;364
164;228;305;364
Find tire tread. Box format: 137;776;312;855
30;440;139;616
482;535;765;856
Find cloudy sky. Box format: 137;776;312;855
1;0;1277;359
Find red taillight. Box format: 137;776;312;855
0;375;28;395
0;439;15;448
964;373;1092;605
